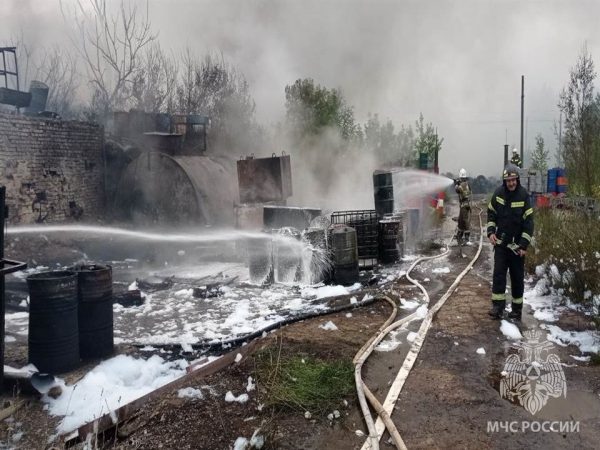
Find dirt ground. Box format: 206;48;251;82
1;203;599;449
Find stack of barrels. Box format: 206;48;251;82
547;168;568;194
378;213;405;263
26;265;114;374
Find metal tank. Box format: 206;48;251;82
27;270;80;373
24;80;49;114
378;212;405;264
114;151;236;226
373;170;394;217
330;226;359;285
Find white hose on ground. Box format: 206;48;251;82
358;206;484;450
353;296;398;450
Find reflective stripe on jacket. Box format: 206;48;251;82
486;184;533;250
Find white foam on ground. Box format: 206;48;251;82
43;354;204;434
500;320;523;340
543;324;599;354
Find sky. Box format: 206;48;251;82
2;0;600;176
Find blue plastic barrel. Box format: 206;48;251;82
557;184;567;193
547;168;557;193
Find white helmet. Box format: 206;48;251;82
512;148;518;154
459;168;467;178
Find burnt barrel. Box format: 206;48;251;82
27;271;79;373
76;265;114;359
331;226;359;285
373;171;394;217
379;214;405;263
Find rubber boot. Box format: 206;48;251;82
488;301;505;320
456;230;464;246
508;302;522;320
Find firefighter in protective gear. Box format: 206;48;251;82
510;148;522;168
486;164;534;320
454;168;471;244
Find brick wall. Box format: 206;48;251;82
0;112;105;224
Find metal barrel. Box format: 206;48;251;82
27;270;79;373
247;235;274;285
373;171;394;217
378;213;405;263
76;265;114;359
330;226;359;285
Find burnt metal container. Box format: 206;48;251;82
76;264;114;359
331;210;378;268
27;270;80;374
379;213;405;263
263;206;321;230
330;226;359;285
24;80;49;114
237;154;293;203
373;170;394;217
0;87;32;108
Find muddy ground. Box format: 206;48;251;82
1;204;599;449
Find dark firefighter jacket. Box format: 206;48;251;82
510;154;522;168
486;183;534;250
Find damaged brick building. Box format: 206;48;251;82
0;112;105;224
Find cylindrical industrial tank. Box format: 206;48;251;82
379;213;405;263
76;264;114;359
330;226;359;285
24;80;49;114
247;235;274;285
114;152;236;226
373;171;394;217
27;271;80;373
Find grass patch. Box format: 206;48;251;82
255;347;354;416
526;208;600;313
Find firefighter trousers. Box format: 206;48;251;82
492;246;524;303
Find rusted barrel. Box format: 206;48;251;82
331;226;359;285
27;271;79;373
76;265;114;359
379;213;405;263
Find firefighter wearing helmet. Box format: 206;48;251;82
454;168;471;244
510;148;522;168
486;164;534;320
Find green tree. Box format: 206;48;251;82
175;51;258;152
284;78;359;141
414;113;443;166
558;44;600;196
363;113;415;167
530;133;550;172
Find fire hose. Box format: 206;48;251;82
354;205;485;450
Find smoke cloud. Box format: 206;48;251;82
3;0;600;186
